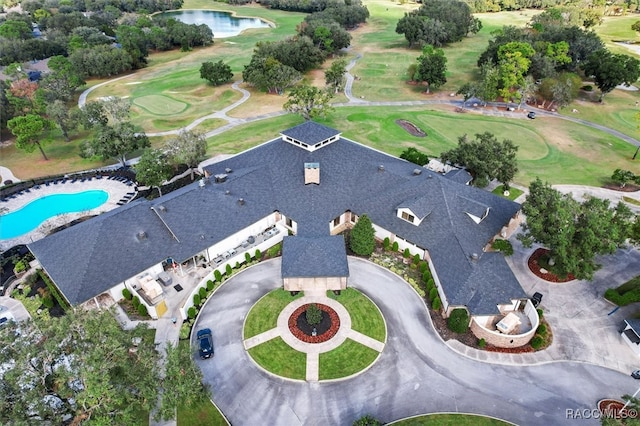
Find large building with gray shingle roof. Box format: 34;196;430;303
29;121;526;319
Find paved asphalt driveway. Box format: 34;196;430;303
194;257;637;425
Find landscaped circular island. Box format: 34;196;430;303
243;288;386;381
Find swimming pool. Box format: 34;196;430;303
0;190;109;240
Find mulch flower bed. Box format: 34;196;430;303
597;399;635;420
395;119;426;137
603;183;640;192
288;304;340;344
528;248;575;283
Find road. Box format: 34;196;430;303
194;258;634;425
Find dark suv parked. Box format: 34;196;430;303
197;328;214;359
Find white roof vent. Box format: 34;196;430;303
225;190;231;195
413;169;422;175
157;205;166;212
199;178;206;188
378;164;385;172
238;198;245;206
225;167;233;173
214;174;227;183
471;253;479;261
136;231;148;241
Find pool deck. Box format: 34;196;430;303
0;178;135;251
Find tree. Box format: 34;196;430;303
165;130;207;180
46;100;78;141
350;214;375;256
157;342;209;421
582;49;640;101
0;309;159;424
80;98;149;166
612;169;636;188
7;114;53;160
632;21;640;33
199;60;233;86
395;0;480;47
325;58;347;93
399;147;429;166
134;149;172;196
243;56;301;94
456;82;479;107
497;42;535;106
518;178;634;280
283;84;334;120
414;45;447;93
440;132;518;189
36;55;85;105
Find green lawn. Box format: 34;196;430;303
247;337;307;380
327;288;386;342
318;338;380;380
391;413;513;425
243;289;303;339
492;185;524;201
177;399;228;426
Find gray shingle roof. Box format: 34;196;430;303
626;319;640;337
281;236;349;278
280;121;341;145
29;121;524;314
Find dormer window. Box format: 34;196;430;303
401;211;415;223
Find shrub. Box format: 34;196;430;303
478;338;486;348
428;287;438;301
207;280;214;291
353;414;381;426
14;259;28;273
537;323;547;336
604;288;640;306
491;239;514;256
350;214;376;256
383;237;390;250
581;85;593;91
427;278;434;288
225;264;232;276
199;287;207;299
413;254;421;264
214;269;222;281
392;241;399;251
403;248;410;258
426;280;434;293
137;304;148;316
235;261;240;269
122;288;132;300
179;323;191;340
193;294;201;307
432;296;441;310
447;308;469;334
305;304;322;325
132;296;140;308
420;262;428;273
536;308;544;318
188;306;196;319
267;243;281;258
530;335;544;350
42;295;55;308
255;249;261;260
245;252;251;263
422;271;431;283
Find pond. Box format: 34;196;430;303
159;10;271;38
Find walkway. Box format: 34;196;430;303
0;166;21;186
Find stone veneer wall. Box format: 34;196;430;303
469;300;538;348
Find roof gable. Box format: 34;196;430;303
281;236;349;278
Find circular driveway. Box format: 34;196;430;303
194;257;635;425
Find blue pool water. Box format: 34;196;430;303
0;190;108;240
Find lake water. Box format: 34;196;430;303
160;10;271;38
